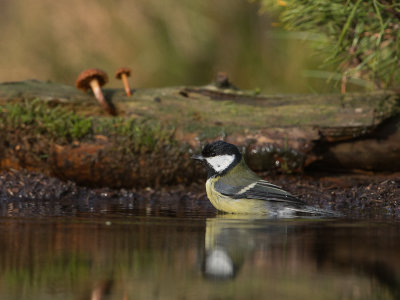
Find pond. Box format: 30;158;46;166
0;198;399;300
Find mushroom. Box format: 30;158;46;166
216;71;230;88
214;71;238;90
115;67;132;96
76;68;116;115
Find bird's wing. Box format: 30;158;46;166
215;179;305;204
214;160;305;205
237;180;304;203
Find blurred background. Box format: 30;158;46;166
0;0;345;93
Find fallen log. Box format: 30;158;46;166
0;80;399;188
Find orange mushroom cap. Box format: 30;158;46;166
76;68;108;91
115;67;131;79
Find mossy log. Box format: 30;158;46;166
0;80;399;188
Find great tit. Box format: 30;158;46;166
193;141;336;216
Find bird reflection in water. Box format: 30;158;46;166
202;214;286;280
201;215;400;299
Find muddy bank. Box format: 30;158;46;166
1;169;399;218
0;80;399;188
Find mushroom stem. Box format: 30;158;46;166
89;79;115;115
121;73;131;96
341;74;347;94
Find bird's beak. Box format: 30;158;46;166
191;154;205;161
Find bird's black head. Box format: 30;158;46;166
192;141;242;177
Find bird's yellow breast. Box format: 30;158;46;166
205;177;267;214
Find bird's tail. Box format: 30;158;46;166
294;205;342;218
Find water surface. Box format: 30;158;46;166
0;198;399;300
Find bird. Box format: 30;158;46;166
192;140;337;216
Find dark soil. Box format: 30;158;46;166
0;169;399;218
274;173;400;218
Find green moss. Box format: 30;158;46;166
92;116;175;153
0;99;93;140
0;99;175;153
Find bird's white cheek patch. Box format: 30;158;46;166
206;155;235;172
